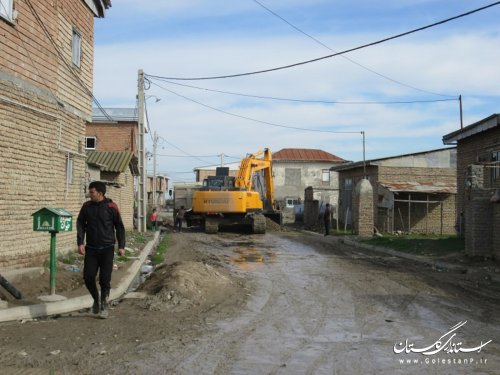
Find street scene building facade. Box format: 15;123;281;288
0;0;110;269
333;148;457;235
443;113;500;258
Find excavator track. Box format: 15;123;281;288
252;214;266;234
205;217;219;234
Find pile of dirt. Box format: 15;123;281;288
139;261;236;312
266;217;287;232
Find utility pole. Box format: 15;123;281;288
137;70;147;232
153;131;158;209
361;131;366;179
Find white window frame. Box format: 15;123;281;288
0;0;13;21
66;154;74;185
72;28;82;68
492;151;500;181
322;169;330;182
85;136;96;150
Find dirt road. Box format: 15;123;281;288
1;230;500;374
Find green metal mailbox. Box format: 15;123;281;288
32;208;73;297
32;208;73;233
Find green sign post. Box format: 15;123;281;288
32;208;73;297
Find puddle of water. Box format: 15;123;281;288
231;247;276;270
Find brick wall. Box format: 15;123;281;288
456;128;500;217
100;171;135;230
86;122;137;154
339;165;456;234
465;189;492;257
0;79;87;269
0;0;98;269
353;179;373;236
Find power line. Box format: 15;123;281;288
151;78;458;105
145;1;500;81
151;81;361;135
156;154;221;158
156;135;214;165
252;0;453;97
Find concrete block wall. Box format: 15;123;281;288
353;179;373;236
0;80;87;269
456;129;500;217
492;203;500;259
0;0;98;269
465;189;492;257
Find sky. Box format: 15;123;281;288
93;0;500;183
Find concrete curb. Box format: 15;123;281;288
0;232;160;323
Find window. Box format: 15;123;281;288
66;155;74;185
322;169;330;182
0;0;13;21
85;136;96;150
72;28;82;67
344;178;353;189
492;151;500;181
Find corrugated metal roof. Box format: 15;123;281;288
273;148;345;162
87;151;134;173
379;181;457;194
443;114;500;144
92;108;138;122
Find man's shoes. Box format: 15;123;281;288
99;300;109;319
92;300;100;314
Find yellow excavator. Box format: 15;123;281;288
190;148;279;234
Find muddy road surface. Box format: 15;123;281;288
1;230;500;375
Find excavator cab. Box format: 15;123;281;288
202;168;237;191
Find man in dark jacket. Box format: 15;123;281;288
77;181;125;319
324;203;333;236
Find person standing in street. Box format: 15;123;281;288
150;208;158;231
324;203;333;236
77;181;125;319
175;206;186;232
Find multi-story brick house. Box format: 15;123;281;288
87;108;138;229
0;1;111;269
332;148;457;235
443;113;500;258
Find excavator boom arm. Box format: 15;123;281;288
235;148;275;209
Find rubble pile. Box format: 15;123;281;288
140;261;232;312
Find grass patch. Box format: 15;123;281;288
333;229;354;236
151;235;169;266
362;234;464;257
116;249;134;262
58;252;78;265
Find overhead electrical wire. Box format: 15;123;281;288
145;1;500;81
25;0;114;122
150;79;458;105
151;81;361;135
251;0;455;97
156;135;214;165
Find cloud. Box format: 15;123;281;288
94;1;500;181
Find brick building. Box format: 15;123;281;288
332;148;457;235
0;0;111;269
87;108;138;229
443;114;500;259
